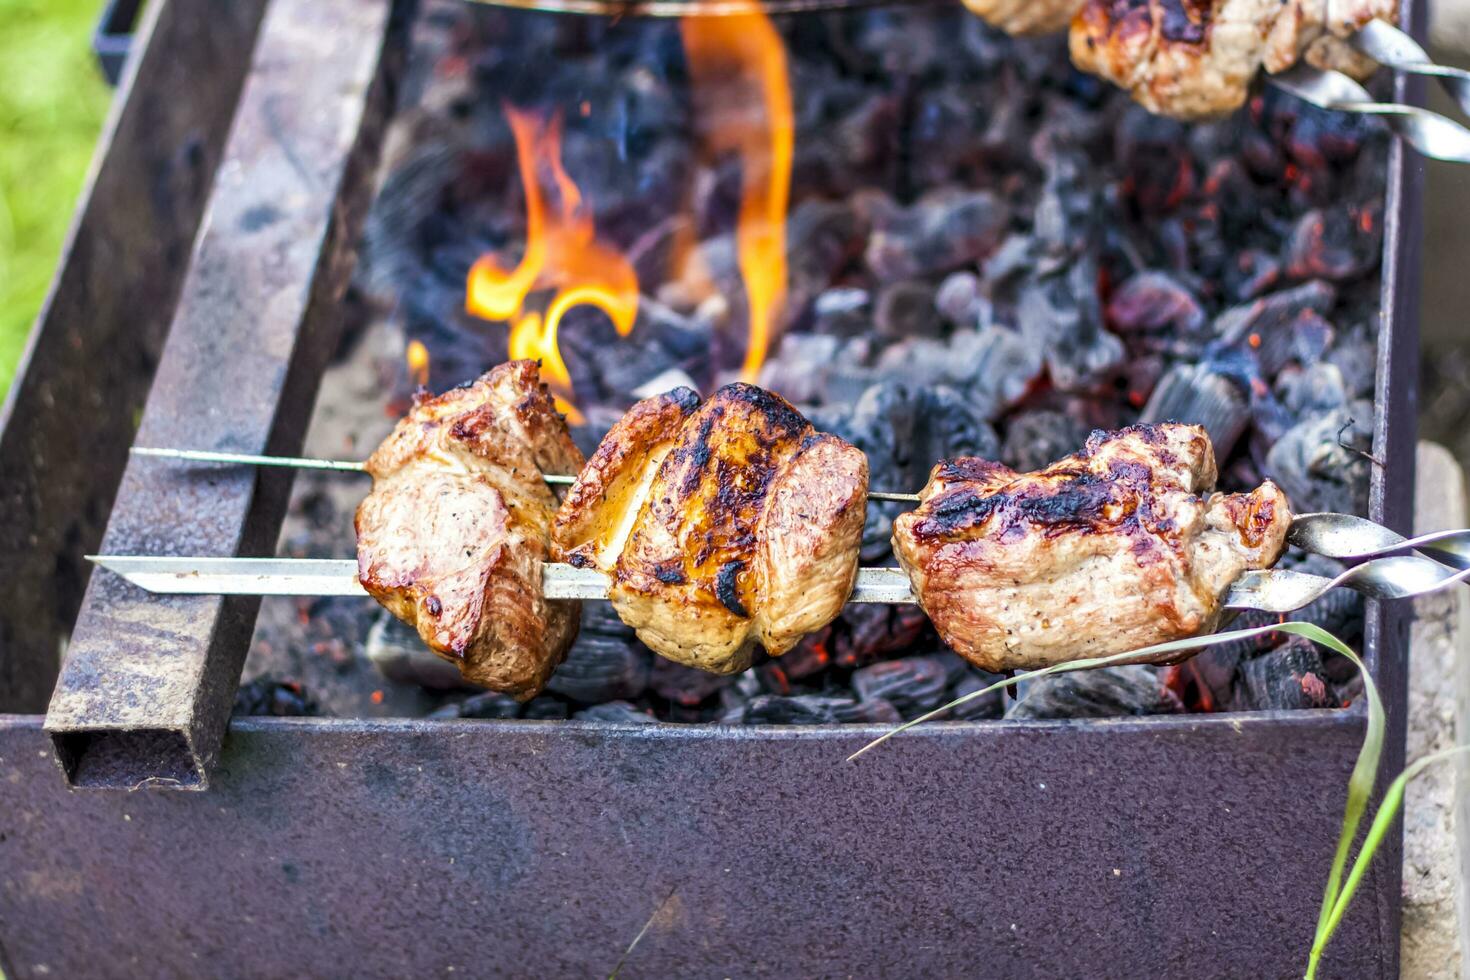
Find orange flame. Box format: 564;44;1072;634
681;4;794;382
465;106;639;424
406;340;430;388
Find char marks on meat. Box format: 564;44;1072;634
356;360;585;698
892;423;1291;673
553;384;869;674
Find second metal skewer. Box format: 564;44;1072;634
130;446;925;503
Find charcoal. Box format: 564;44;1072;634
935;271;987;329
547;606;652;704
874;281;943;340
759;333;844;404
785;198;872;314
650;658;734;706
864;188;1009;282
741;694;902;725
1284;207;1382;282
566;299;711;404
757;635;833;693
852;655;955;718
813;379;997;560
1212;280;1337;351
574;701;657;724
429;692;522;720
811;287;872;338
1115;111;1194;215
1001;410;1089;471
233;677;320;718
1264;406;1373;515
949;669;1006;721
523;696;570;720
1226;248;1282;301
1105;271;1206;337
1139;364;1249;460
1017;259;1125;390
1236;638;1335;711
1325;319;1379;400
1007;666;1183;720
953;328;1046;415
832;603;932;668
874;328;1043;419
1277;362;1349;417
365;610;467;691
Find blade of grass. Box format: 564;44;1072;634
1305;743;1470;978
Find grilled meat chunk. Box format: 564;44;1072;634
1070;0;1394;118
356;361;584;698
892;423;1290;673
553;384;868;674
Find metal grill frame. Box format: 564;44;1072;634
0;0;1423;975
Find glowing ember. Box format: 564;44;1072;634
406;339;430;388
681;3;794;382
465;106;639;424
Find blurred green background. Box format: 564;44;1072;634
0;0;110;398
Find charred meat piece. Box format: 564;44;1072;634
892;423;1290;674
553;384;868;674
356;361;585;698
1070;0;1395;118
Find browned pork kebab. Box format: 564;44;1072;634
961;0;1395;118
893;423;1290;673
350;362;1295;699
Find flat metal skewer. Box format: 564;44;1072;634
85;555;918;603
87;550;1470;614
130;446;925;503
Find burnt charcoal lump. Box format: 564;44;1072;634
1236;638;1335;711
233;677;320;718
365;610;468;691
949;670;1007;721
1139;364;1250;461
548;604;653;704
851;654;964;719
574;701;658;724
1265;405;1373;515
1007;666;1183;720
813;380;998;562
427;691;522;720
1001;411;1091;472
741;694;902;725
1017;258;1125;391
863;188;1009;283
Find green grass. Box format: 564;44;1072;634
0;0;111;398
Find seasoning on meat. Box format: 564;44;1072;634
553;383;869;674
892;423;1291;673
355;360;584;698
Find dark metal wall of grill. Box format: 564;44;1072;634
0;0;1422;976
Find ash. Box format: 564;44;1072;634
242;1;1387;724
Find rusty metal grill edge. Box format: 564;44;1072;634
0;0;1422;975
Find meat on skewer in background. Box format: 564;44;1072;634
960;0;1396;118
